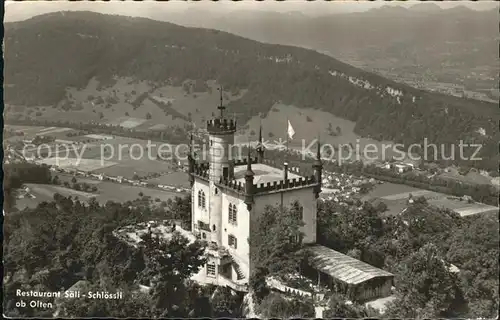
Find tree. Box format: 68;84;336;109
146;112;152;120
71;176;77;184
249;203;310;304
140;233;207;317
346;248;362;260
57;283;153;318
165;195;191;226
386;243;465;318
211;287;242;318
258;292;314;318
323;294;368;318
250;203;307;277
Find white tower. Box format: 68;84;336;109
206;87;236;245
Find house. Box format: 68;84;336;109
306;245;394;302
188;102;323;292
392;163;412;173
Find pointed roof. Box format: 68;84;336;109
257;124;265;151
314;138;323;167
245;146;254;177
217;85;226;118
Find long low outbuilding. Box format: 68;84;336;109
306;244;394;302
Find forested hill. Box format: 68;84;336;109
4;11;499;170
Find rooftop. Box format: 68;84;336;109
309;245;393;285
234;163;302;185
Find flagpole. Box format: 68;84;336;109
285;117;289;163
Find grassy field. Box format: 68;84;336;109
236;103;407;163
7;77;246;130
16;180;181;210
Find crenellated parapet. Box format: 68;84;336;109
253;175;317;195
217;177;246;194
262;158;303;174
207;118;237;135
233;156;259;167
192;162;210;179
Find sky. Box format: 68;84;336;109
4;0;499;22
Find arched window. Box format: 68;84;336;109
198;190;206;208
228;204;237;225
228;204;233;223
232;204;237;225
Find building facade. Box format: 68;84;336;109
188;103;323;291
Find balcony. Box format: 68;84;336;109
197;220;211;232
205;242;231;262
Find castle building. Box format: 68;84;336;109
188;100;322;291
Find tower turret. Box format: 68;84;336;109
313;139;323;198
244;147;254;210
208;86;236;182
256;124;265;163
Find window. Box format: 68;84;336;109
206;263;216;277
202;232;207;239
228;234;237;249
212;224;216;231
198;190;206;208
214;188;218;195
228;204;237;225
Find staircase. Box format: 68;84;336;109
229;255;245;280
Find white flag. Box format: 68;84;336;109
287;120;295;140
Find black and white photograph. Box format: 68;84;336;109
2;0;499;318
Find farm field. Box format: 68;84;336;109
16;183;97;210
365;182;499;217
363;182;423;199
9;125;178;178
146;171;190;188
92;159;175;180
16;180;181;210
438;170;493;186
5;125;48;137
37;157;118;172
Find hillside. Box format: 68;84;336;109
158;5;498;95
4;11;499;171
